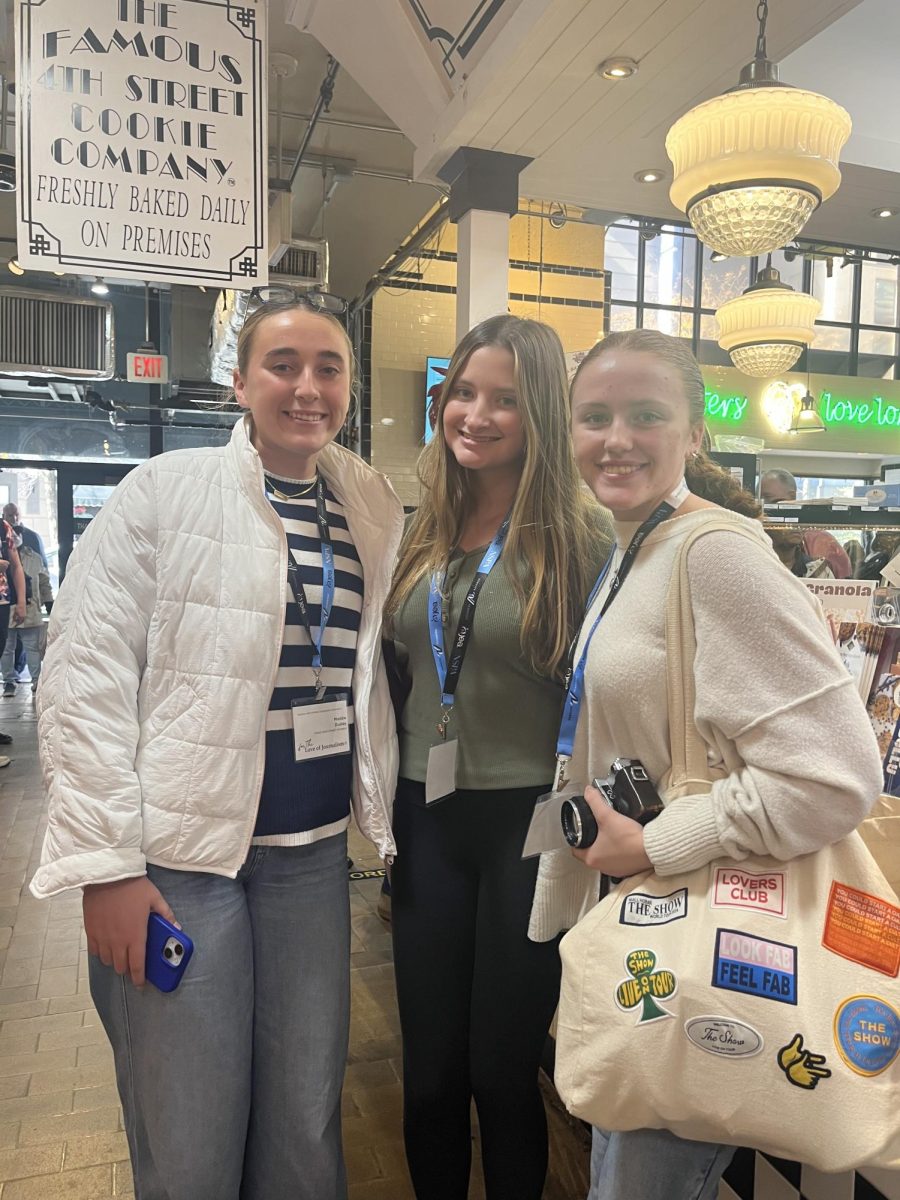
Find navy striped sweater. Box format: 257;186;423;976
252;474;363;844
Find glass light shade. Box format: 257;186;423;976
716;286;820;379
666;86;851;256
730;342;803;376
789;394;826;433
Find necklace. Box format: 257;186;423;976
266;474;317;500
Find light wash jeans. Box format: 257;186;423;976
89;834;351;1200
588;1126;736;1200
1;625;41;685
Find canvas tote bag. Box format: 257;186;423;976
555;516;900;1174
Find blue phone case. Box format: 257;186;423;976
145;913;194;993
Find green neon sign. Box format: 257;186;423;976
704;389;749;422
820;392;900;430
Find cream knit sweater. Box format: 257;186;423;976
528;508;884;942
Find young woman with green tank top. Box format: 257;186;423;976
384;313;612;1200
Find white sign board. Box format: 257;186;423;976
15;0;268;288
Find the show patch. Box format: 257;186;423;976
833;994;900;1077
711;929;797;1005
620;888;688;927
776;1033;831;1089
821;881;900;978
710;866;786;919
684;1015;763;1058
614;949;677;1024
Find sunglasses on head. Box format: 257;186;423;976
248;286;347;315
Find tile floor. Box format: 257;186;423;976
0;689;590;1198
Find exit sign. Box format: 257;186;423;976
126;352;169;383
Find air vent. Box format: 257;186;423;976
270;237;328;288
0;287;114;379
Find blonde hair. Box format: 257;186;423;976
236;299;357;398
572;329;757;510
385;313;598;680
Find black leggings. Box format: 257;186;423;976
391;778;562;1200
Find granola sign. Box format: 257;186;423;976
15;0;267;286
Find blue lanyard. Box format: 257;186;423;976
281;477;334;689
429;515;511;728
556;499;675;765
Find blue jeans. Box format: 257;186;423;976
588;1127;735;1200
1;625;41;684
89;834;351;1200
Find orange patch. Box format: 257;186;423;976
822;881;900;978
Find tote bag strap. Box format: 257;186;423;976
665;515;770;795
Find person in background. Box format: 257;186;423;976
2;503;48;567
2;504;47;685
384;313;612;1200
0;521;26;760
759;468;852;577
30;296;404;1200
1;541;52;697
529;330;882;1200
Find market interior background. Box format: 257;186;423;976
0;0;898;1197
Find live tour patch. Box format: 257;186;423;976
712;929;797;1005
822;881;900;978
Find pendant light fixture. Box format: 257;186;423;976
715;257;820;377
665;0;851;257
788;390;826;433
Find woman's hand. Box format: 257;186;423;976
571;784;653;877
11;601;25;626
83;877;179;988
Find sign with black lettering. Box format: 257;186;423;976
15;0;268;286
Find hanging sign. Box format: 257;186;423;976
126;350;168;382
15;0;268;287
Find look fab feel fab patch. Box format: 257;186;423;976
712;929;797;1005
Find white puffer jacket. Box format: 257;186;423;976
30;416;404;898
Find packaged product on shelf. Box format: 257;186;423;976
866;632;900;799
803;579;884;701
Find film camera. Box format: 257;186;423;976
560;758;664;849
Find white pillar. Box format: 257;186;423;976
455;208;510;338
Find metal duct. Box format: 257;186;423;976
0;287;114;378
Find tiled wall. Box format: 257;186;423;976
369;208;605;505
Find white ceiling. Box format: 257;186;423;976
307;0;900;255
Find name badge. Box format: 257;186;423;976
426;739;458;804
291;695;351;762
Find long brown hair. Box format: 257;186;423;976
572;329;760;512
385;314;599;680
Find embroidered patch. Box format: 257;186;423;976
710;867;786;919
614;949;677;1024
619;888;688;927
684;1015;763;1058
833;995;900;1077
711;929;797;1005
776;1033;832;1089
822;882;900;978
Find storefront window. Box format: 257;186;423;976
811;261;853;324
860;261;900;328
643;232;696;307
603;224;639;302
701;255;750;310
642;307;694;339
857;327;899;378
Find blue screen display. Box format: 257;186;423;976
425;356;451;443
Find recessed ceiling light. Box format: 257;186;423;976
709;250;728;263
598;57;638;81
6;257;24;276
872;207;897;219
634;169;665;184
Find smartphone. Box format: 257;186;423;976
145;913;194;993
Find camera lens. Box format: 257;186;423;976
164;946;173;959
561;795;598;848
